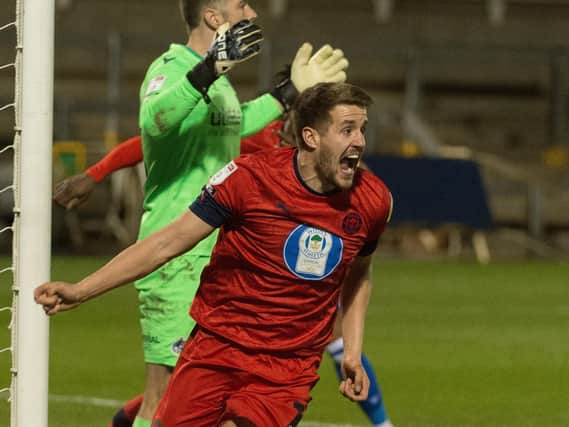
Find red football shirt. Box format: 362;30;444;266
189;147;392;357
239;120;284;155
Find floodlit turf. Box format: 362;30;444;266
0;256;568;426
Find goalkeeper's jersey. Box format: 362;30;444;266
138;43;282;256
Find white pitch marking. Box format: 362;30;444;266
48;393;124;408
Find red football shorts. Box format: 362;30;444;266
153;327;321;427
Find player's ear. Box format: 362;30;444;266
301;126;319;150
203;7;222;30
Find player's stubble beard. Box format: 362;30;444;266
316;143;354;192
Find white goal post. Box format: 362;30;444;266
10;0;54;426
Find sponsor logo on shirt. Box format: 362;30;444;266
210;108;241;127
283;225;343;280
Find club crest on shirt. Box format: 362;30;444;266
283;225;343;280
342;212;363;234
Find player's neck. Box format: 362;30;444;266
296;151;333;194
186;26;215;57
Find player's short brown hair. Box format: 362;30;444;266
179;0;224;31
293;82;373;146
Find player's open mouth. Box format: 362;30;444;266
340;153;360;176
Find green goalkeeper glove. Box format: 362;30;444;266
271;42;349;111
187;19;263;98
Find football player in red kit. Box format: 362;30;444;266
54;116;394;427
36;82;392;427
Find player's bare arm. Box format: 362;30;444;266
53;135;143;210
338;254;373;402
34;210;214;315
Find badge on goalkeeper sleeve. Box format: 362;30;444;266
187;19;263;99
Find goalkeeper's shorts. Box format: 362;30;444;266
135;254;209;367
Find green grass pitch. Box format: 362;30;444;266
0;256;568;426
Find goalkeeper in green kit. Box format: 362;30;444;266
89;1;349;426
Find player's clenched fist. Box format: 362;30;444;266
34;281;83;315
53;172;97;210
339;357;370;402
